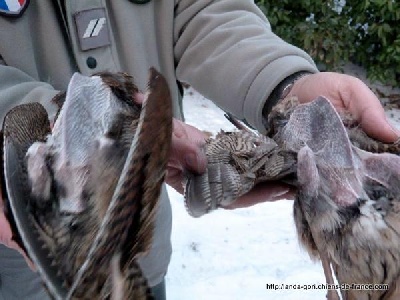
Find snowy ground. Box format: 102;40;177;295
165;89;327;300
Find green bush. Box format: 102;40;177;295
256;0;399;86
344;0;400;85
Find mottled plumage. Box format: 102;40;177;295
185;128;296;217
2;68;172;299
185;96;400;299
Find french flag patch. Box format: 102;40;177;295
0;0;29;17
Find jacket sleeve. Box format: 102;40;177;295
0;62;60;126
174;0;319;133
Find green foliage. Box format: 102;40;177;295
256;0;400;86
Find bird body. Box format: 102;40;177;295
185;96;400;299
284;97;400;300
3;67;400;299
2;68;172;299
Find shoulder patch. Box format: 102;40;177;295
0;0;29;17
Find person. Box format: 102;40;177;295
0;1;398;299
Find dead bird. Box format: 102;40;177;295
2;68;172;299
185;95;400;300
280;97;400;300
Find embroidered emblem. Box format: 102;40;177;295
82;17;107;39
74;8;110;51
0;0;29;17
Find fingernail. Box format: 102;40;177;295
133;92;145;104
386;117;400;140
272;187;295;201
390;124;400;138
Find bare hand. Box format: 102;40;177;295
166;119;208;193
0;196;35;270
168;72;400;209
135;92;208;193
290;72;399;143
166;119;295;207
222;182;296;209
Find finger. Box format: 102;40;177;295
223;182;296;209
170;119;207;174
0;211;36;271
360;107;399;143
341;77;400;143
172;119;187;139
0;209;13;245
170;134;207;174
165;167;185;194
133;92;145;104
172;119;206;142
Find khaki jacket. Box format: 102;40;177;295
0;0;317;288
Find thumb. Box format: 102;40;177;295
0;209;36;271
292;73;400;143
341;77;400;143
358;105;399;143
169;119;207;174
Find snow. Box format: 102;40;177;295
165;88;328;299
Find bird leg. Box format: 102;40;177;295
307;217;340;300
319;251;340;300
224;113;252;132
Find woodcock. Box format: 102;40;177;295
2;65;400;300
2;68;172;299
185;96;400;300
